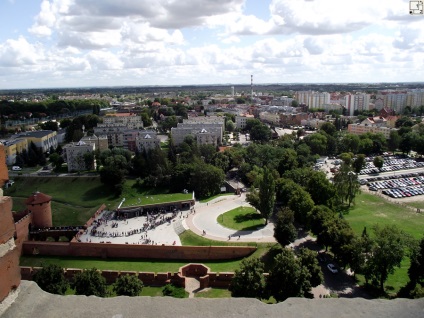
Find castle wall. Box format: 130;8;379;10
0;144;9;187
21;267;186;287
21;241;256;260
0;196;21;302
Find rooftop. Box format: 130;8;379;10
1;281;423;318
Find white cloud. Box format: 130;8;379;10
0;37;43;67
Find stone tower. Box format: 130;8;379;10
25;192;52;228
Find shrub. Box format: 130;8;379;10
162;284;187;298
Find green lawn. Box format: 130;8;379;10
217;207;265;231
345;192;424;294
195;288;232;298
5;176;118;209
405;201;424;210
345;192;424;239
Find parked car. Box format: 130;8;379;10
327;263;338;274
12;166;22;171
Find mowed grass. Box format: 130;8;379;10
345;192;424;294
345;192;424;239
5;176;118;208
195;288;232;298
217;207;265;231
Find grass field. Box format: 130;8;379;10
345;192;424;239
345;192;424;294
195;288;231;298
217;207;265;231
5;176;118;208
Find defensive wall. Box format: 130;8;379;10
20;263;236;289
21;240;256;260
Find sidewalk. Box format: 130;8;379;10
183;194;276;243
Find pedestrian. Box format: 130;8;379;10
228;235;231;240
238;235;240;240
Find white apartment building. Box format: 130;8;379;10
235;114;255;129
102;113;143;129
171;124;222;146
136;132;160;152
63;141;96;172
296;91;330;108
344;93;371;116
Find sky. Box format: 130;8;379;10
0;0;423;89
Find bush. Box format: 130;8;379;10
33;264;68;295
162;284;187;298
71;268;107;297
113;274;143;296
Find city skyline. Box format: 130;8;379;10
0;0;423;89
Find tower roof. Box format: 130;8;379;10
24;191;52;205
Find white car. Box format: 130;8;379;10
327;263;338;274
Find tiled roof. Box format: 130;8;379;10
24;192;52;205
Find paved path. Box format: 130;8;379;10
184;193;276;243
185;277;201;298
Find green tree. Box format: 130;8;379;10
288;187;314;224
388;130;401;152
274;207;297;246
33;264;68;295
373;156;384;170
333;163;360;208
267;248;311;302
113;274;144;296
306;171;335;206
320;122;337;137
297;248;323;287
408;237;424;285
49;152;64;171
365;225;411;292
304;133;327;155
352;154;366;174
229;258;265;299
71;268;107;297
247;167;275;224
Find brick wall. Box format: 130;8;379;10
21;267;185;287
22;241;256;260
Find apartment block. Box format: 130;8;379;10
63;141;96;172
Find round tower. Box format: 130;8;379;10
25;191;52;228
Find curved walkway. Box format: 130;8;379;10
184;193;276;243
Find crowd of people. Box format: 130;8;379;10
79;207;182;245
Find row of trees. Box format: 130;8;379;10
33;265;190;298
230;248;323;301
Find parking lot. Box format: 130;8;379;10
366;172;424;199
359;157;424;175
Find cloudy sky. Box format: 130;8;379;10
0;0;423;89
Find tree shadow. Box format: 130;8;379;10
234;212;263;223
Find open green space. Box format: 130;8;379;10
217;207;265;231
405;201;424;210
345;192;424;294
5;176;118;209
195;288;231;298
345;192;424;239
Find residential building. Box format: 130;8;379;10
63;141;96;172
102;113;143;129
295;91;330;108
2;138;28;166
235;114;255;129
136;131;161;152
80;135;109;152
11;130;57;153
347;123;396;139
171;117;224;146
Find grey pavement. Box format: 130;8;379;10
184;193;276;243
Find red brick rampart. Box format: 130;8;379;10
21;241;256;260
21;267;186;287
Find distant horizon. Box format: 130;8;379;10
1;81;424;93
